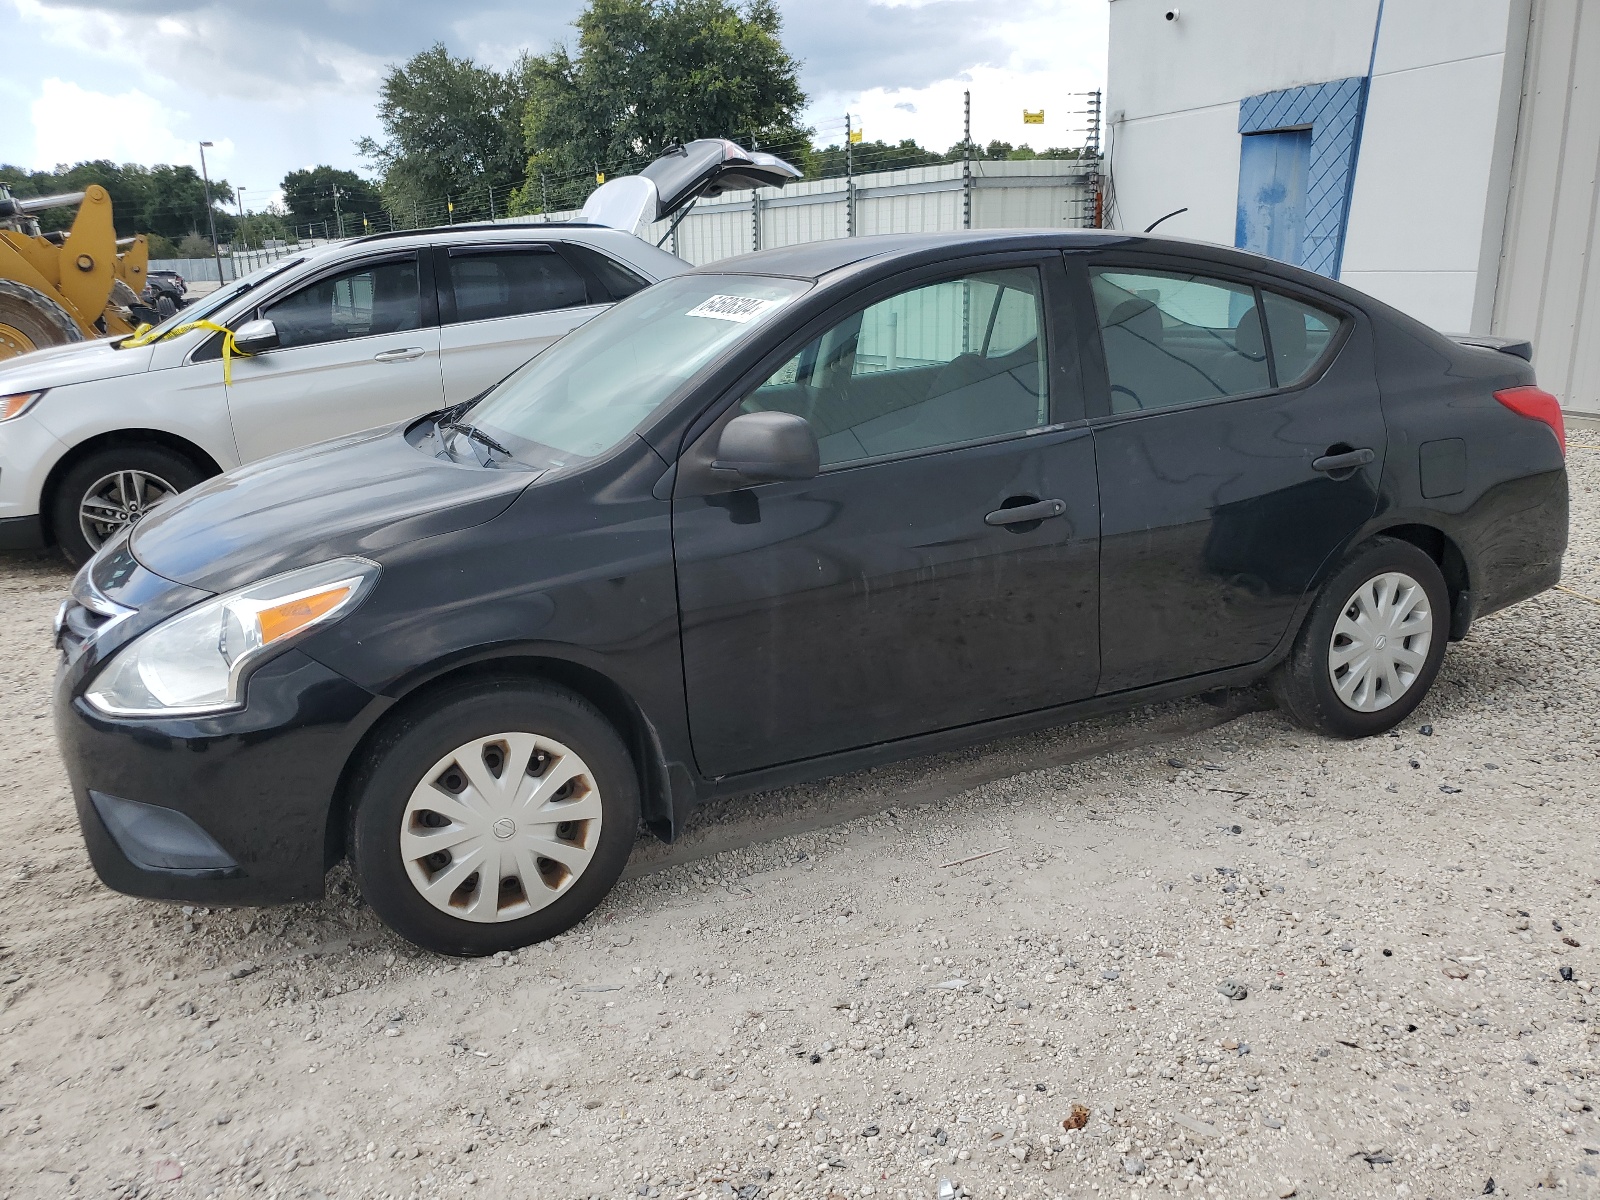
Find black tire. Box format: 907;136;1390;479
155;295;177;321
1272;536;1450;738
0;278;83;360
348;681;640;957
49;443;208;566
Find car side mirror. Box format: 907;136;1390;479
233;318;279;354
711;411;820;484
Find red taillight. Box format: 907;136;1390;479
1494;385;1565;456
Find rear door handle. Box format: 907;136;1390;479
374;347;426;363
985;498;1067;526
1312;447;1376;473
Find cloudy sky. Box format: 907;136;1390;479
0;0;1107;210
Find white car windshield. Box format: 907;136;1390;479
469;274;808;467
125;256;307;341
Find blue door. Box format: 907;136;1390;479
1236;128;1311;266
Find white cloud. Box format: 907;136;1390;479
27;78;212;170
843;65;1103;154
13;0;384;106
801;0;1108;152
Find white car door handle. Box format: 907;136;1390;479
374;347;426;363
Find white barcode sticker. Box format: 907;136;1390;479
686;294;778;323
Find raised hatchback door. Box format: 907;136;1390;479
1086;258;1385;693
223;251;443;462
673;260;1100;777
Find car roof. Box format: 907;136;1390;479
683;228;1366;296
684;230;1128;281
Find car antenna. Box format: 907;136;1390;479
1144;207;1189;233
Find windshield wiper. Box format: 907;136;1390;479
440;420;512;461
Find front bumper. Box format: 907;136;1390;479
56;648;389;906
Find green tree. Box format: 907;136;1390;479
280;166;384;235
806;138;944;179
232;211;291;248
176;232;214;258
0;160;233;242
358;44;531;222
515;0;807;212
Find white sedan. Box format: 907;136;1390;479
0;139;800;563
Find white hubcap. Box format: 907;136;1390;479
401;733;602;923
1327;570;1433;712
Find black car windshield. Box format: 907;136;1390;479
468;273;808;467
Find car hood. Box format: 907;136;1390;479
130;424;537;593
0;334;155;390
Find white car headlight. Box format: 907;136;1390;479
86;558;378;717
1;390;45;421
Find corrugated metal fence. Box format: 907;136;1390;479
506;158;1097;264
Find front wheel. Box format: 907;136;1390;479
49;443;208;566
1272;537;1450;738
348;681;640;957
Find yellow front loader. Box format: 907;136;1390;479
0;183;149;361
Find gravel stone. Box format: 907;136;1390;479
1;433;1598;1198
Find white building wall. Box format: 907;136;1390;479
1106;0;1379;244
1106;0;1533;337
1493;0;1600;414
1340;0;1530;333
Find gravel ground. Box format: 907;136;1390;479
1;442;1597;1200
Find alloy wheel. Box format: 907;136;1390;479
400;732;603;923
1326;570;1434;713
78;469;179;551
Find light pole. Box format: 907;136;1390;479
197;141;224;283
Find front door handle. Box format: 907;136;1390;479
374;347;426;363
1312;446;1376;473
985;498;1067;526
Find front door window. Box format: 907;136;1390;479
743;267;1050;466
264;256;423;349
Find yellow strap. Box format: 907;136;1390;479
119;318;253;384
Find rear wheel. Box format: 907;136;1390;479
1272;537;1450;738
0;279;83;361
49;443;207;566
348;681;639;957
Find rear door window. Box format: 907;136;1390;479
559;243;651;302
444;247;589;324
1091;268;1270;412
1261;290;1340;386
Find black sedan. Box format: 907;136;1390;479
53;231;1568;956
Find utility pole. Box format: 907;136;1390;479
488;183;496;221
234;187;247;252
332;183;344;239
844;113;855;237
1070;90;1106;228
962;91;973;230
197;140;224;282
540;173;550;218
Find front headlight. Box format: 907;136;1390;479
85;558;378;717
1;390;45;421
